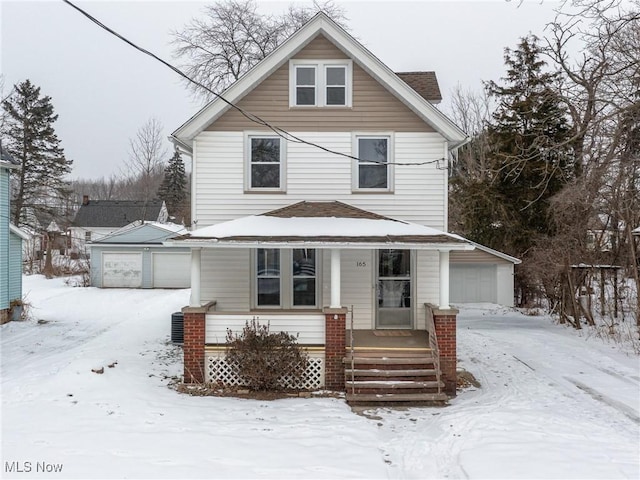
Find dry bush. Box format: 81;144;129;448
225;318;308;391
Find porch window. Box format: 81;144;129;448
353;135;394;191
257;248;281;306
292;249;316;306
254;248;318;308
247;136;285;191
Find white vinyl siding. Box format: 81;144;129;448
201;248;250;310
415;250;440;329
206;313;325;345
193;131;446;228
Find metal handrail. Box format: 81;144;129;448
349;305;355;395
424;304;442;395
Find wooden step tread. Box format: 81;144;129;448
346;393;448;402
345;380;444;389
345;368;437;377
347;348;433;356
343;357;436;365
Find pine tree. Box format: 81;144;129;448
157;149;188;223
1;80;72;227
483;35;574;254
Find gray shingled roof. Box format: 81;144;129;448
395;72;442;103
73;200;164;228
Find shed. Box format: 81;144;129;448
89;222;190;289
449;241;521;306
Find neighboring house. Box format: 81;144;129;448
89;221;190;288
69;196;168;256
1;147;29;324
168;13;515;402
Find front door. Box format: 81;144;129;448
376;249;412;328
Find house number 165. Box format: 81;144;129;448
356;261;367;267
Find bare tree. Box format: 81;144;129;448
172;0;348;102
124;117;168;202
538;0;640;327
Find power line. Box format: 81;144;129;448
61;0;447;168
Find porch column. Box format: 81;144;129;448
439;250;450;309
182;305;206;383
190;247;202;307
330;248;341;308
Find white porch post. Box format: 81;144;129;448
330;248;341;308
190;247;202;307
439;250;450;309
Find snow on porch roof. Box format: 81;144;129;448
169;201;473;250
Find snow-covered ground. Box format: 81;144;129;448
1;276;638;479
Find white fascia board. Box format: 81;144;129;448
462;238;522;264
171;14;468;147
9;224;30;240
171;16;325;144
163;239;475;251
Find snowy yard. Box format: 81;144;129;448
1;275;638;479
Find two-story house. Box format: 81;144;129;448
169;13;493;403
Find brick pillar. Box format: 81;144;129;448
433;308;458;396
324;307;347;391
182;307;206;383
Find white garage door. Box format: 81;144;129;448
450;264;497;303
152;253;190;288
102;252;143;288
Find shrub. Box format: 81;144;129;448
225;318;308;391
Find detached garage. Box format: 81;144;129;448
90;222;190;289
450;241;520;306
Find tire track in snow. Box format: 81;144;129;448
566;378;640;424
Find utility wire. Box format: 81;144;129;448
62;0;447;168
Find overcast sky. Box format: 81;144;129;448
1;0;566;180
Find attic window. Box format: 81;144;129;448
289;60;352;107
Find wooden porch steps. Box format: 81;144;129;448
346;393;448;403
344;349;448;406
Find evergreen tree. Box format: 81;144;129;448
157;149;188;222
1;80;72;227
483;35;573;254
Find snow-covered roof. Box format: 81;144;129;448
168;201;473;251
93;221;187;245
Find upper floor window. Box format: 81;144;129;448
85;231;92;242
353;135;394;192
295;66;316;106
289;60;352;107
246;135;286;192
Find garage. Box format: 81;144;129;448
152;253;190;288
102;252;143;288
450;264;497;303
450;242;521;306
89;222;190;289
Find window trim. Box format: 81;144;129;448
252;249;322;310
294;65;317;106
289;59;352;107
244;133;287;193
351;133;394;192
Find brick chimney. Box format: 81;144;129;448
82;195;89;205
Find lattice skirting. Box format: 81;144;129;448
205;350;325;390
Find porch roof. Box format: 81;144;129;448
167;201;474;251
